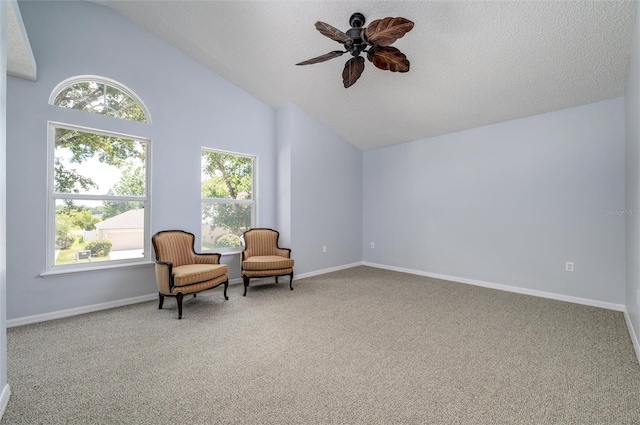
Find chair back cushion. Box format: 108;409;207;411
152;231;196;267
243;229;280;258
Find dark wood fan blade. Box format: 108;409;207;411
367;46;410;72
364;17;414;47
296;51;346;66
342;56;365;88
315;21;352;44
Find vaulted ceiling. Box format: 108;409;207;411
6;0;36;81
11;1;639;151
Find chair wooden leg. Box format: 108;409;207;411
223;280;229;300
176;292;184;319
289;272;294;290
243;276;250;296
158;293;165;309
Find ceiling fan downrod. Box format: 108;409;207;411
345;13;367;57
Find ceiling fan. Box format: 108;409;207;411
296;13;414;88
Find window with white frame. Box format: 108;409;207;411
201;149;255;251
47;77;151;271
51;77;149;123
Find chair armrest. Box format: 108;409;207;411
194;253;221;264
154;261;173;294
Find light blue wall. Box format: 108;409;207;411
278;104;362;274
625;3;640;350
4;0;633;324
6;1;277;320
276;104;293;247
364;98;626;304
0;0;9;406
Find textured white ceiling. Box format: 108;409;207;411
6;0;37;81
90;1;637;150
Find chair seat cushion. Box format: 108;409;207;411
242;267;292;278
243;255;294;271
173;264;228;287
170;274;228;295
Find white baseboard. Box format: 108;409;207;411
6;265;364;327
362;262;626;312
6;261;628;333
623;308;640;366
229;262;363;284
7;294;157;328
0;384;10;420
295;262;363;280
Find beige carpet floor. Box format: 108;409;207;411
2;266;639;424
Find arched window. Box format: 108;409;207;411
49;76;150;124
45;76;151;273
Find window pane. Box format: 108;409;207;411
120;103;147;123
54;81;104;112
53;80;148;123
201;151;253;200
54;199;145;265
202;203;251;249
105;85;135;113
54;127;146;196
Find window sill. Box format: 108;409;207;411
40;260;154;278
220;250;243;256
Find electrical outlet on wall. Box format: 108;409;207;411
565;262;574;272
323;245;326;253
370;242;375;249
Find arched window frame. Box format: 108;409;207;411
49;75;152;124
43;76;152;275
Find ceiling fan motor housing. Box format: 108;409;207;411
346;13;366;56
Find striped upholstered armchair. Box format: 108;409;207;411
241;228;294;296
152;230;229;319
